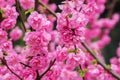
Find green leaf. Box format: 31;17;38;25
78;68;88;77
106;65;111;69
91;59;97;64
0;8;5;18
67;14;72;18
67;48;79;54
25;9;34;15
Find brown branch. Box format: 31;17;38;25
35;70;40;80
39;58;56;79
0;57;23;80
35;0;39;11
15;0;26;32
20;62;32;68
39;0;57;18
81;41;120;80
32;2;120;79
79;65;85;80
107;0;118;18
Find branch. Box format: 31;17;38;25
107;0;118;18
39;58;56;79
20;62;32;68
15;0;26;32
35;0;39;11
35;70;40;80
39;0;57;18
79;65;85;80
0;57;23;80
32;1;120;79
81;41;120;80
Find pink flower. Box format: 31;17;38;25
0;18;16;30
0;29;7;43
24;31;51;47
111;64;120;74
59;68;82;80
110;57;118;64
19;0;35;10
85;64;104;80
4;5;19;19
81;1;98;17
10;27;22;41
0;0;6;8
1;40;13;51
30;56;48;71
117;46;120;57
44;65;61;80
56;46;68;62
27;11;50;31
22;68;36;79
6;0;15;6
98;35;111;49
24;31;51;54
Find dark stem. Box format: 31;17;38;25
79;65;85;80
81;41;120;80
39;58;56;79
20;62;32;68
39;0;57;18
0;57;23;80
15;0;26;32
35;70;40;80
107;0;118;18
35;0;39;11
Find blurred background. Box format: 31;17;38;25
49;0;120;64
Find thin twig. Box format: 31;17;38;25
81;41;120;80
35;70;40;80
15;0;26;32
39;58;56;79
20;62;32;68
0;57;23;80
39;0;57;18
37;2;120;79
79;65;85;80
107;0;118;18
35;0;39;11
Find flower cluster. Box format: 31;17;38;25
0;0;120;80
57;0;97;45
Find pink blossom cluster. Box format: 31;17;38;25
0;5;18;30
0;0;120;80
57;0;98;45
85;0;120;50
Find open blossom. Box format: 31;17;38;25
0;18;16;30
0;29;7;43
10;27;22;41
24;31;51;47
56;46;68;62
57;12;86;45
27;11;51;31
4;5;19;19
81;1;98;17
6;0;15;6
57;0;98;45
1;40;13;52
0;0;6;8
21;68;36;79
30;56;48;71
59;68;82;80
19;0;35;10
24;30;51;54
